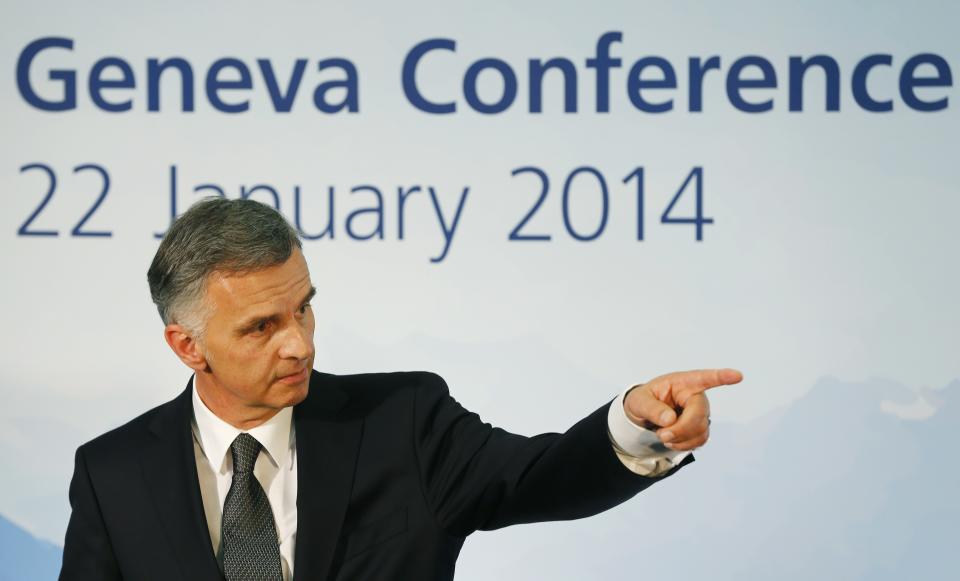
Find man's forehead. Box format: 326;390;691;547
206;257;311;310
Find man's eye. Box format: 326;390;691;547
299;303;311;314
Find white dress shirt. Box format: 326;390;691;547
191;386;298;579
190;382;688;580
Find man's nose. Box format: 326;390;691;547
279;320;314;360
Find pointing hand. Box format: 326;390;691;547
623;368;743;451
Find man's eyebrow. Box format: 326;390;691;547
236;286;317;333
301;286;317;306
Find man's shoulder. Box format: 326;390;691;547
304;369;451;414
316;369;447;391
77;388;187;462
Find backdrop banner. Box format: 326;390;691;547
1;1;957;580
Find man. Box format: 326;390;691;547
60;198;741;580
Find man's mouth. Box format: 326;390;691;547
278;367;308;384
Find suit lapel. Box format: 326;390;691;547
293;373;363;581
141;379;223;580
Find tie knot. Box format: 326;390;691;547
230;433;262;474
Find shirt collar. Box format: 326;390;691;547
190;380;295;473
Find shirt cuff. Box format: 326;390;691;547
607;384;691;476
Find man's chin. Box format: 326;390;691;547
274;379;310;408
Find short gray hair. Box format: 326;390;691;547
147;197;302;336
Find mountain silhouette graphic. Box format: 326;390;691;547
456;376;960;581
0;514;61;581
3;376;957;580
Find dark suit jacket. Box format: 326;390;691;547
60;370;694;580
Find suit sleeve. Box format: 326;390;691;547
412;372;694;537
59;445;122;581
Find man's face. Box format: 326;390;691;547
194;247;316;414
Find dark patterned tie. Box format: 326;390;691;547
220;433;283;580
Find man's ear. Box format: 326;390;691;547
164;324;209;373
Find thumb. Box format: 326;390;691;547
624;385;677;428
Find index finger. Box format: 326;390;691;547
670;368;743;406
